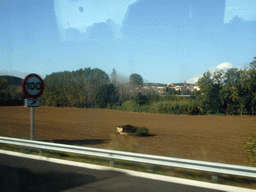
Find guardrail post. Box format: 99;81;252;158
39;149;43;156
110;153;114;167
211;175;218;183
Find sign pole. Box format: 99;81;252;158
30;106;34;140
22;74;44;140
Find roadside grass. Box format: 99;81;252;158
0;143;256;190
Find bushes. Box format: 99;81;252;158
116;124;149;137
150;101;200;115
134;92;149;106
120;100;138;111
118;98;201;115
133;126;149;136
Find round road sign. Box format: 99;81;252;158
22;74;44;98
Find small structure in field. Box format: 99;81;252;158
117;124;136;135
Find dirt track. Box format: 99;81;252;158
1;106;256;165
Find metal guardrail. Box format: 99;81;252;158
0;136;256;178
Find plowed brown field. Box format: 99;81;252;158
1;106;256;165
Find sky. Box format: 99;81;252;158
0;0;255;84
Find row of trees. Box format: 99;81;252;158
1;57;255;116
109;57;256;115
0;78;25;106
0;68;145;108
40;68;145;108
196;57;256;115
42;68;111;107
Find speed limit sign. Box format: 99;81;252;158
22;73;44;140
22;73;44;98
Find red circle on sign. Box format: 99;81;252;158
22;73;44;98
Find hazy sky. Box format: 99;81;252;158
0;0;255;83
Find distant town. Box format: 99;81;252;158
142;81;200;96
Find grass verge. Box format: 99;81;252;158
0;143;256;190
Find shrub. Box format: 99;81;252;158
117;98;201;115
244;134;256;166
116;124;149;137
134;92;149;106
120;100;137;112
133;126;149;136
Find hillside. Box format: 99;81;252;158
144;83;195;87
172;83;195;86
144;83;167;87
0;75;23;86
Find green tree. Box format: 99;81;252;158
134;92;149;106
130;73;143;87
0;77;10;105
95;83;118;108
197;70;224;113
224;68;241;87
0;77;9;90
250;57;256;69
246;65;256;114
111;68;117;85
236;69;253;114
197;71;213;113
147;90;160;103
166;87;176;95
42;68;110;108
212;70;224;112
220;86;240;114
